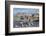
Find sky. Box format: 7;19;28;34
13;8;39;16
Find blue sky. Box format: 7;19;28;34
13;8;39;16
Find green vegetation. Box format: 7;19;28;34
14;16;21;21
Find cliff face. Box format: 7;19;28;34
13;13;39;28
14;13;39;22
